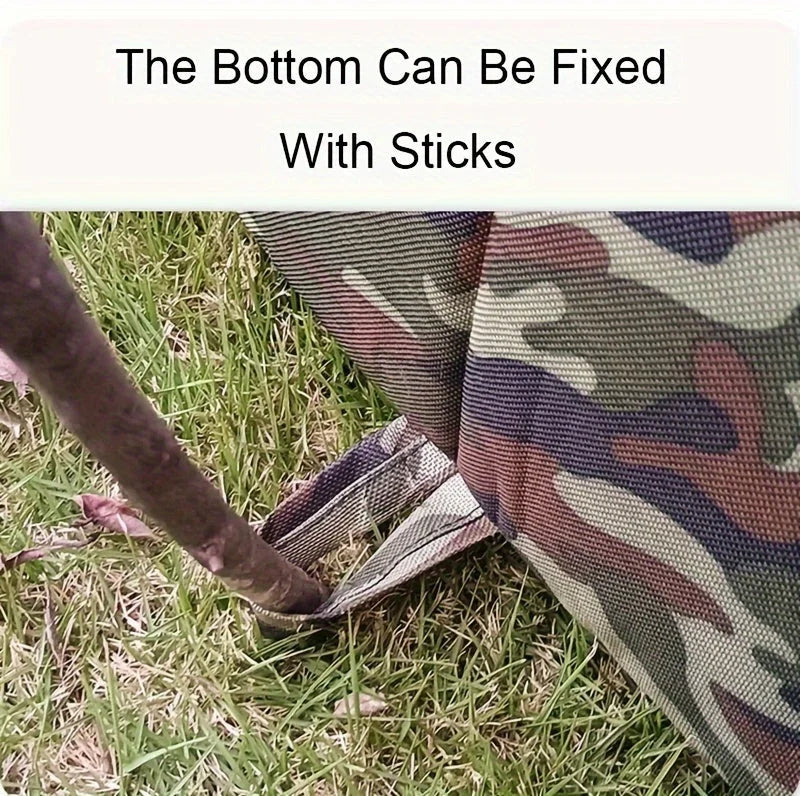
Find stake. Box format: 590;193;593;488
0;212;329;615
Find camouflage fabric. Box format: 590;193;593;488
248;416;495;632
243;211;800;795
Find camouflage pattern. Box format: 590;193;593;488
241;212;489;456
248;417;494;632
244;211;800;795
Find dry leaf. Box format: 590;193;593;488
333;691;388;718
0;348;28;396
75;494;157;540
0;494;157;574
0;534;98;573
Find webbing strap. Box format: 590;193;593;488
249;417;497;630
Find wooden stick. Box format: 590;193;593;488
0;212;329;614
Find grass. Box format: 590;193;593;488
0;212;728;795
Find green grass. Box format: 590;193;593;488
0;212;727;795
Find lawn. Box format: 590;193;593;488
0;212;727;795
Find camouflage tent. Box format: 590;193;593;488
243;212;800;795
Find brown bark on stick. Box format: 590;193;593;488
0;212;328;614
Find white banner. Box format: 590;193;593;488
1;2;798;208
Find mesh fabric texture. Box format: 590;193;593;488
244;210;800;795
